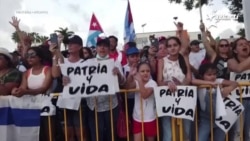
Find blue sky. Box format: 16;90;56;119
0;0;244;51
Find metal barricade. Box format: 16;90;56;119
47;83;249;141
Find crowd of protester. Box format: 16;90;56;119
1;16;250;141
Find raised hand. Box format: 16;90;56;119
175;22;183;32
58;34;64;45
206;30;211;37
134;73;142;82
9;16;20;29
129;63;137;76
200;21;205;32
49;43;58;55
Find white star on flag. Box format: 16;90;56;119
92;22;97;27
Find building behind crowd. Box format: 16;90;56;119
135;30;201;49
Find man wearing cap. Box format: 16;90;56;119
109;35;127;66
189;40;206;77
87;37;125;141
0;48;22;95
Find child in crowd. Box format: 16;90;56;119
192;63;238;141
124;47;140;121
126;62;157;141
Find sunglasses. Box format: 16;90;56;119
219;44;229;48
26;53;37;58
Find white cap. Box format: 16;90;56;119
0;48;13;60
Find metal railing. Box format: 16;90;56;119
45;82;250;141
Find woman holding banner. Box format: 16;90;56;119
227;37;250;141
52;34;89;141
157;35;192;141
61;37;125;141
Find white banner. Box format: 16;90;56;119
215;95;244;133
60;58;118;98
216;85;227;118
154;86;197;121
40;94;56;116
230;70;250;98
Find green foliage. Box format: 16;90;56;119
55;27;75;50
11;31;48;44
237;28;245;37
169;0;243;23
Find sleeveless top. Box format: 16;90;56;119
162;56;185;82
213;56;229;79
27;67;48;90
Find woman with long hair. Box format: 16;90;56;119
11;47;52;141
157;36;192;141
227;37;250;141
200;22;231;79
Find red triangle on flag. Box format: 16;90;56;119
89;13;103;32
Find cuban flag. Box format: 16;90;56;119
86;13;104;47
124;1;135;43
0;95;55;141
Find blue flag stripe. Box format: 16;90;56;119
0;107;40;127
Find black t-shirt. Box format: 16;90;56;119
213;56;230;79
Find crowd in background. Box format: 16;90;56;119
1;16;250;141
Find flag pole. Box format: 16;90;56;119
199;0;203;22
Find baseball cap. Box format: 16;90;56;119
68;35;83;46
0;48;12;60
126;47;139;56
190;40;201;46
97;37;110;47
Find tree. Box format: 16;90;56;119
223;0;243;23
28;32;40;44
11;31;20;43
11;31;48;45
168;0;209;10
237;28;245;37
55;27;74;50
168;0;243;23
11;31;28;43
37;35;49;44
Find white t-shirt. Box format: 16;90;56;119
133;79;157;122
56;58;83;110
17;65;27;72
198;78;224;111
189;49;206;70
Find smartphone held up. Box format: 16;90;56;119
50;33;58;49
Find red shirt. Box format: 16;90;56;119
109;50;127;66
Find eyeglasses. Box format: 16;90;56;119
26;53;37;58
219;44;229;48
